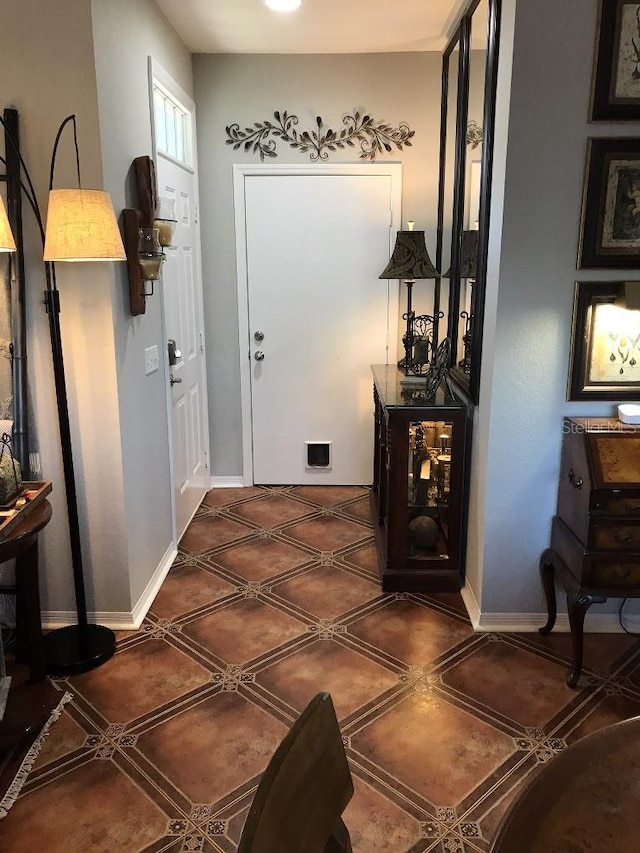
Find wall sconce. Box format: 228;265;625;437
154;197;176;247
123;156;167;316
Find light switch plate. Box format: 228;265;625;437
144;345;160;375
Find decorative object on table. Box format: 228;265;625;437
424;338;452;399
578;137;640;268
225;110;414;162
408;515;439;549
618;402;640;423
444;230;478;374
0;107;125;674
0;434;21;506
590;0;640;121
0;480;51;540
379;223;441;381
567;280;640;399
123;156;166;315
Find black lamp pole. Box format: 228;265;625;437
1;109;116;674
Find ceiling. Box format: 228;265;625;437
153;0;465;55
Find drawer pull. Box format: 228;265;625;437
613;531;633;544
623;502;640;513
611;565;631;579
568;468;583;490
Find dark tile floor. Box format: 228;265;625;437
2;485;640;851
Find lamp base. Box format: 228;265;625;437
42;623;116;676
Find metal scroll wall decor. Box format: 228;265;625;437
466;121;483;149
225;110;415;162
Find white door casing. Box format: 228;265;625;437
149;59;210;539
234;164;402;485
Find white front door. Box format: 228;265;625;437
151;60;210;540
237;166;401;485
157;157;209;536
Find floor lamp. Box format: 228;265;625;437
0;110;126;675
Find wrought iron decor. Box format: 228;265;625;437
225;110;414;162
466;120;483;149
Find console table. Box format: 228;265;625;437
370;365;470;591
540;418;640;686
0;499;52;681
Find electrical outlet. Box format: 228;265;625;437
144;345;160;375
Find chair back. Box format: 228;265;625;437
237;692;354;853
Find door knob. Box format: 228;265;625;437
170;375;182;386
254;350;265;361
254;331;264;342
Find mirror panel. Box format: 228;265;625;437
457;0;488;373
437;0;501;405
436;37;460;354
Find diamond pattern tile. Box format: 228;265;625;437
4;484;640;853
228;494;315;527
349;598;474;665
272;564;380;619
257;640;399;720
181;597;307;664
442;638;576;727
284;515;372;552
149;562;236;619
136;691;287;805
351;693;516;806
207;536;312;581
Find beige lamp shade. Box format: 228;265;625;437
0;196;17;253
43;189;125;262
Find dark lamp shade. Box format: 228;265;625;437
379;230;439;280
443;230;478;278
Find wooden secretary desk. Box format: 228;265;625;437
541;417;640;686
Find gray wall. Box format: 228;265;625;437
193;52;442;478
1;0;130;615
470;0;631;617
91;0;192;605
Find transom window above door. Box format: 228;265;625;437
153;80;192;167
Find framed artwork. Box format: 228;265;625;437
591;0;640;120
578;137;640;269
568;280;640;399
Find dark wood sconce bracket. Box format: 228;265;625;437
123;156;157;316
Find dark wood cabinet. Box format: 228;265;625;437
541;417;640;686
370;365;470;592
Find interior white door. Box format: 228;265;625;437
244;172;398;485
157;155;210;538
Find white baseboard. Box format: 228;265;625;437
129;541;178;628
210;475;245;489
42;542;178;632
460;584;640;633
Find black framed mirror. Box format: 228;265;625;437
436;0;501;405
0;109;28;471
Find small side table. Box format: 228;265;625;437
0;500;52;681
